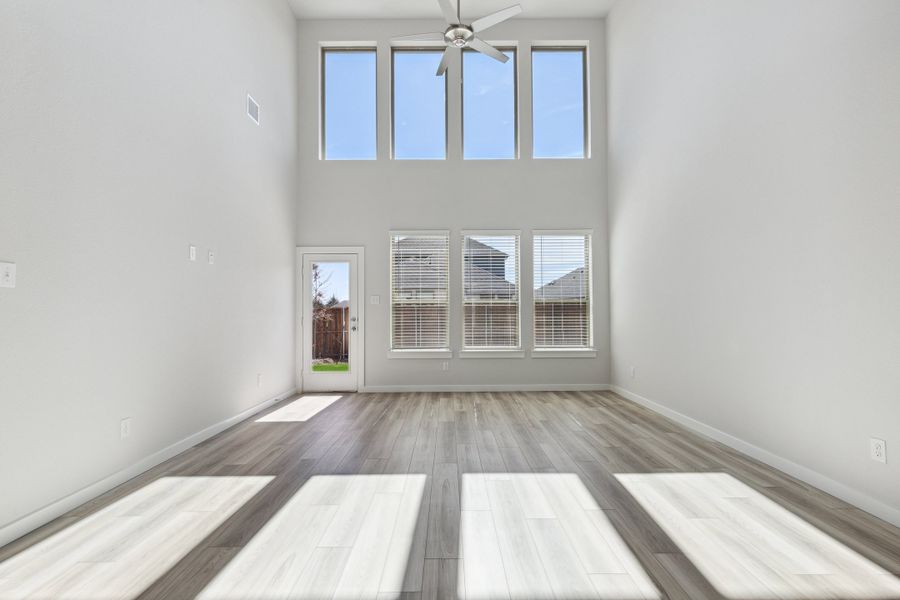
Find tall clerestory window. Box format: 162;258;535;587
321;48;377;160
532;48;588;159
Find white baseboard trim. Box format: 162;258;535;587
0;387;297;549
361;383;611;393
610;385;900;528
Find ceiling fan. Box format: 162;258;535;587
392;0;523;76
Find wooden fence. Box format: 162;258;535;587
313;306;349;362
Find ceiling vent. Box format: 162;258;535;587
247;94;260;125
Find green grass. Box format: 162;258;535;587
312;363;349;372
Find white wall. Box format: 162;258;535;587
0;0;298;542
608;0;900;522
296;19;609;390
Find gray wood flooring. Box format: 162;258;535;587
1;391;898;599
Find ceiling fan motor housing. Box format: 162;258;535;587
445;25;474;48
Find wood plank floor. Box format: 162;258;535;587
1;391;898;600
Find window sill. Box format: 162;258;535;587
532;156;587;160
321;157;377;162
532;348;597;359
387;349;452;359
458;350;525;359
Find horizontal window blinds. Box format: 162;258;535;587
533;234;592;348
463;234;520;348
390;233;450;350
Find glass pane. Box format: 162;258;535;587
323;50;377;160
311;262;351;372
393;51;447;160
390;234;450;349
463;235;519;348
533;235;591;347
532;49;586;159
463;50;516;159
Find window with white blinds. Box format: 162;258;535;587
462;234;520;349
390;233;450;350
533;233;592;348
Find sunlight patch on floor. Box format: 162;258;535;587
255;395;343;422
198;474;427;600
617;472;900;600
460;473;660;600
0;476;272;600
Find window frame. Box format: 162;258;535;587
390;47;449;161
388;230;452;357
461;46;520;160
460;230;523;355
531;229;595;356
530;46;589;160
319;45;378;161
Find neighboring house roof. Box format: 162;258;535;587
394;237;515;299
394;237;509;259
463;237;508;258
393;259;516;299
394;258;448;292
535;267;588;301
463;263;516;299
394;236;448;257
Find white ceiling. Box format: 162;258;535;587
287;0;614;20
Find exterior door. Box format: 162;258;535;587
300;252;361;392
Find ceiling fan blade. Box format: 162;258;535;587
392;32;445;42
436;0;458;24
436;47;452;76
468;38;509;63
471;4;522;32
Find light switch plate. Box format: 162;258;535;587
370;295;380;305
0;262;16;288
189;245;197;262
208;251;215;265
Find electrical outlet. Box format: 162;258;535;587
441;361;449;372
257;373;262;388
870;438;887;464
120;418;132;440
208;251;215;265
630;366;636;379
0;262;16;288
189;245;197;262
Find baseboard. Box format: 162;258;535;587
361;383;611;393
0;387;297;549
610;385;900;528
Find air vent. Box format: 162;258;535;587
247;94;260;125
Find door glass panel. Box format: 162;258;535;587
310;261;351;372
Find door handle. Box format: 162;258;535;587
351;326;358;332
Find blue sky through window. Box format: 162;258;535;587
468;236;518;283
313;262;349;304
393;50;447;160
533;235;588;288
323;50;376;160
532;49;586;159
324;47;587;161
463;50;516;160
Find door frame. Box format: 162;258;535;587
295;246;366;393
